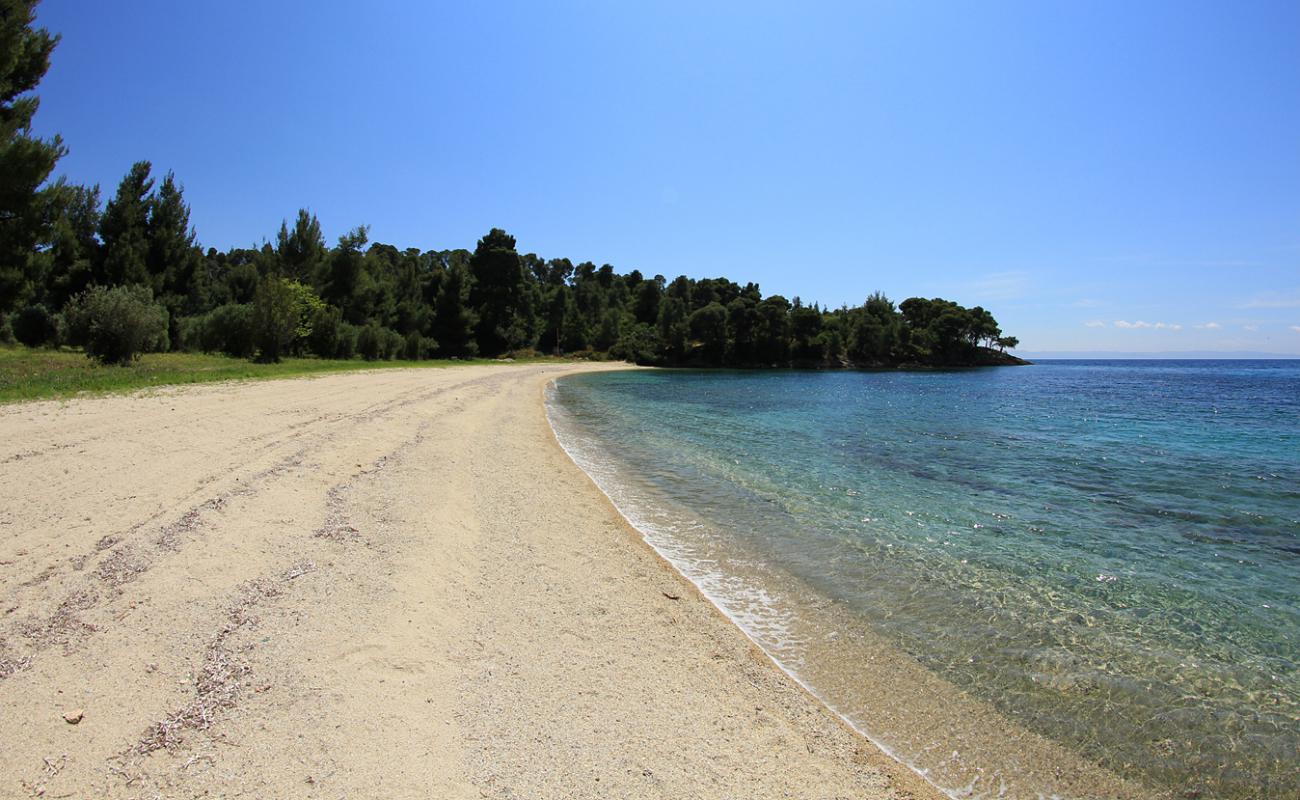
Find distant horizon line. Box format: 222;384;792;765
1014;350;1300;360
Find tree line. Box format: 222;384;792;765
1;1;1019;367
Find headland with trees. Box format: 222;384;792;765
1;0;1022;371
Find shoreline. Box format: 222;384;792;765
1;362;949;798
539;370;950;800
543;369;1164;800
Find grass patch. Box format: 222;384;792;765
0;345;576;405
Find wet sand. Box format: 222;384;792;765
0;362;942;799
548;387;1162;800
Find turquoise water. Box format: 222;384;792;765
547;362;1299;799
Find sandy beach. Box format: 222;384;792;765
0;362;942;799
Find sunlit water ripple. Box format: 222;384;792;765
546;361;1299;799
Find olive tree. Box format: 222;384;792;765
63;285;169;365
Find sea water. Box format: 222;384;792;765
546;361;1299;799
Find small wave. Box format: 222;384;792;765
545;383;804;653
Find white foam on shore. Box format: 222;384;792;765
544;379;962;800
545;386;801;653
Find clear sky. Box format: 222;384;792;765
30;0;1300;354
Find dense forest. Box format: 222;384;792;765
0;1;1020;368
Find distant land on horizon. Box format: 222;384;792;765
1015;350;1300;360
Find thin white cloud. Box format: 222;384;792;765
1291;325;1300;334
1195;322;1222;330
1073;298;1103;308
1243;324;1260;332
1084;320;1106;328
1114;320;1182;330
1238;288;1300;309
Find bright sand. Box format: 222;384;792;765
0;363;943;799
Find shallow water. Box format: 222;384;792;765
546;361;1299;799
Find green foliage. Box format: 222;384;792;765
816;327;844;363
197;303;256;358
41;197;1020;369
334;322;358;360
355;323;380;361
97;161;154;288
320;226;368;319
538;285;567;354
847;292;897;364
593;308;622;352
633;278;661;325
11;150;1021;372
897;296;999;364
288;281;325;342
432;260;477;358
175;314;203;352
384;328;404;359
306;303;342;358
726;299;758;363
147;172;198;294
91;163;208;355
276;209;325;283
789;300;823;363
469;228;530;356
12;303;55;346
656;296;688;362
63;284;169;365
1;3;1020;373
0;0;66;313
610;322;660;365
39;180;100;309
401;330;436;360
356;323;402;361
688;302;728;365
559;289;588;352
0;345;534;404
755;295;792;364
251;276;316;363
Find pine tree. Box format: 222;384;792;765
148;171;205;317
276;208;325;283
432;261;477;357
39;179;100;309
0;0;65;311
468;228;527;356
539;285;568;354
319;225;368;322
97;161;154;288
656;295;688;362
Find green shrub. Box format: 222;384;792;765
251;277;299;363
201;303;256;357
383;328;404;360
13;304;57;347
334;322;358;359
401;331;437;360
63;285;170;365
356;324;404;361
251;278;328;362
610;322;660;364
307;304;342;358
176;316;204;352
356;323;384;361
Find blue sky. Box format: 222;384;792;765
31;0;1300;353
